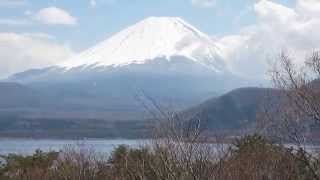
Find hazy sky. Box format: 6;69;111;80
0;0;318;78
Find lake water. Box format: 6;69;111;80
0;139;144;155
1;139;320;156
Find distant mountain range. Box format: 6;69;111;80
0;83;281;138
0;81;312;138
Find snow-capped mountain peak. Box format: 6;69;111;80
60;17;225;72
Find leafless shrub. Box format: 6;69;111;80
257;50;320;180
51;144;109;180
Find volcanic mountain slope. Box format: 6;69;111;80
0;82;44;108
10;17;232;83
7;17;254;121
60;17;226;71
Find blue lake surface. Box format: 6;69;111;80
0;139;144;155
1;139;319;156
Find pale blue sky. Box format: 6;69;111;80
2;0;317;78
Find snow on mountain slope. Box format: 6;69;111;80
60;17;226;73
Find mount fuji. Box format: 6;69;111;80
60;17;226;72
6;17;253;121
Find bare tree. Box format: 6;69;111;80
260;51;320;179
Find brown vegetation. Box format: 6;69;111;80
1;134;320;180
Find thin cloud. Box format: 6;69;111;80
191;0;216;8
215;0;320;79
0;32;74;78
33;7;77;26
89;0;97;8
